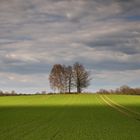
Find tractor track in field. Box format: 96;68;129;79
104;95;140;116
99;94;140;122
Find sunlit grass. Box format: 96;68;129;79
0;94;139;140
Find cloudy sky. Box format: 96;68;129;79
0;0;140;93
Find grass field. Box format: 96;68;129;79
0;94;140;140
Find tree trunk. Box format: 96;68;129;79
77;86;81;93
68;78;71;93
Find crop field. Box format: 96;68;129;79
0;94;140;140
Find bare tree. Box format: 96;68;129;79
62;65;69;93
65;65;73;93
73;62;91;93
49;64;65;93
119;85;136;95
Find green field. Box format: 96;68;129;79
0;94;140;140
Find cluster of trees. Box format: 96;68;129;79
49;62;91;93
97;85;140;95
0;90;16;96
0;90;25;96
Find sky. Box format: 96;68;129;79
0;0;140;93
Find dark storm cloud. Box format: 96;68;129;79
0;62;51;75
92;61;140;71
86;30;140;55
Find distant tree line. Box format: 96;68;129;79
0;90;23;96
97;85;140;95
49;62;91;93
0;85;140;96
0;90;48;96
